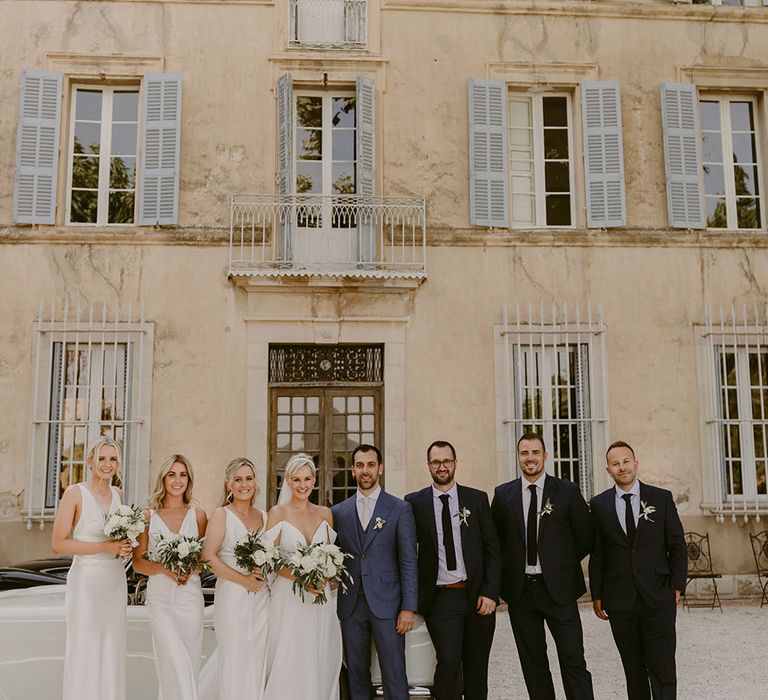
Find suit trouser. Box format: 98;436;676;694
425;588;496;700
607;595;677;700
341;593;409;700
508;576;594;700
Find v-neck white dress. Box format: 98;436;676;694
146;507;204;700
63;484;127;700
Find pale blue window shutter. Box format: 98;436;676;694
13;70;62;224
581;81;626;228
468;79;508;228
139;73;182;225
277;73;293;263
356;75;376;263
661;83;704;229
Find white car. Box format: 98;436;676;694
0;585;435;699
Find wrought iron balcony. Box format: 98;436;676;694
288;0;367;49
229;194;427;280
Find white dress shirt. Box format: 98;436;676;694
432;483;468;585
614;480;641;534
521;473;547;574
356;485;381;529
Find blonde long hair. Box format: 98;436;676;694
149;454;195;510
221;457;258;507
86;436;123;488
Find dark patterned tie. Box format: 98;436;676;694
439;494;457;571
623;493;636;542
527;484;538;567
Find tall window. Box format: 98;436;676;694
700;96;763;230
508;94;574;227
67;86;139;225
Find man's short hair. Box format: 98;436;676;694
352;443;383;465
427;440;456;461
517;431;547;452
606;440;635;461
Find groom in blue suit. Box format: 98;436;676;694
332;444;418;700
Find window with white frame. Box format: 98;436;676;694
700;96;763;230
67;86;140;225
508;94;575;227
495;304;608;500
288;0;367;49
700;307;768;521
26;303;152;526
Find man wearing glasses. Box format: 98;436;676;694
405;441;501;700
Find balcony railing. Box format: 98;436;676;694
288;0;367;49
229;194;426;279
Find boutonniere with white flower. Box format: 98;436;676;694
373;517;386;530
538;499;554;517
639;501;656;522
455;507;471;527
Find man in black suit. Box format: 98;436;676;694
589;440;687;700
491;432;594;700
405;440;501;700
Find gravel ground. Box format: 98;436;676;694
488;601;768;699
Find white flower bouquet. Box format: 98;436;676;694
148;533;208;583
281;542;353;605
103;504;147;548
233;531;281;578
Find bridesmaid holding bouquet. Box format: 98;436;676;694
51;436;134;700
133;454;208;700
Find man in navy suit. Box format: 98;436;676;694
405;440;501;700
589;441;687;700
491;432;594;700
332;443;418;700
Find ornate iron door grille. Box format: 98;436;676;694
269;344;383;384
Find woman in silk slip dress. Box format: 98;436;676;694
199;457;269;700
133;454;208;700
263;453;343;700
51;436;134;700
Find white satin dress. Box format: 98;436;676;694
63;484;127;700
146;507;204;700
263;520;342;700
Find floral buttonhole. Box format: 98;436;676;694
455;507;471;527
373;517;386;530
639;501;656;522
538;499;554;517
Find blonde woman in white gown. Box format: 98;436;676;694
133;454;208;700
51;436;133;700
263;453;343;700
201;457;269;700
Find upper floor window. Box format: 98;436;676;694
289;0;367;49
700;97;763;230
67;86;139;225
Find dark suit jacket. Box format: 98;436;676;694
589;481;687;611
332;490;418;620
405;484;501;615
491;474;593;606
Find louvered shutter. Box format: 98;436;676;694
469;80;508;228
356;75;376;263
661;83;704;229
139;73;182;225
581;81;626;228
13;70;62;224
277;73;293;263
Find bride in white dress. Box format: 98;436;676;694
51;436;134;700
132;454;208;700
263;453;343;700
201;457;269;700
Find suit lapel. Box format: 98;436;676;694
423;488;439;553
457;485;468;553
362;490;395;552
510;479;525;538
346;495;363;551
605;488;628;543
538;474;554;539
635;482;655;541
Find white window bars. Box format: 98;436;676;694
701;305;768;522
288;0;367;49
497;303;608;500
26;301;153;528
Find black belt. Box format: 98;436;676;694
525;574;544;584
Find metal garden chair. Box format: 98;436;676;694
749;530;768;608
682;531;722;611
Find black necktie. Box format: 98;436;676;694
623;493;636;542
439;494;457;571
526;484;538;567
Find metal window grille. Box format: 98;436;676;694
499;303;608;499
288;0;367;49
704;305;768;522
26;301;149;528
